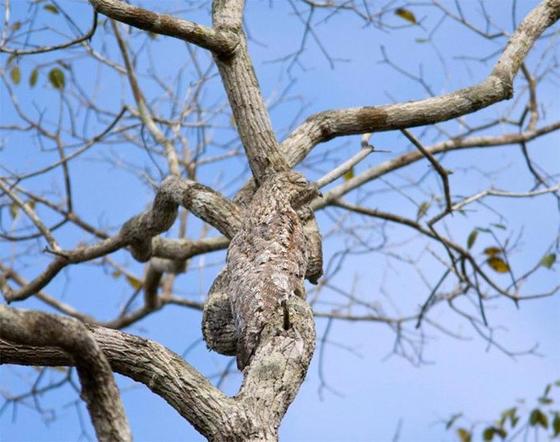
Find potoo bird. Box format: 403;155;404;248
219;171;319;370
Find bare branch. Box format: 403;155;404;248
0;11;98;55
0;307;131;442
0;322;236;440
316;121;560;206
88;0;238;55
281;0;560;162
2;176;240;303
0;178;61;252
111;20;180;176
400;129;452;219
316;144;374;188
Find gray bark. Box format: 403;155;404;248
2;0;559;441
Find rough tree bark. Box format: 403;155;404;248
1;0;559;441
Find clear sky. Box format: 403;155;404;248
1;1;559;441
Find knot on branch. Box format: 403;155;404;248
119;177;184;262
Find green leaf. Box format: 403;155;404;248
10;66;21;85
482;426;506;441
416;201;430;220
415;38;429;44
11;21;22;32
43;4;59;14
500;407;517;428
6;53;17;66
343;168;354;181
467;229;478;249
48;67;65;90
553;412;560;437
538;397;553;405
491;223;507;230
9;203;19;220
495;427;507;439
482;427;495;441
540;253;556;269
529;409;548;429
29;68;39;87
457;428;471;442
395;7;417;24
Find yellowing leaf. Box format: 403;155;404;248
457;428;471;442
112;269;122;279
395;7;417;24
540;253;556;269
24;200;36;211
343;168;354;181
416;201;430;220
48;67;65;90
11;21;22;32
29;68;39;87
126;275;143;290
10;66;21;85
487;256;509;273
483;246;502;257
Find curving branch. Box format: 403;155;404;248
2;176;240;303
0;318;236;440
0;11;98;55
0;307;131;442
280;0;560;164
87;0;238;56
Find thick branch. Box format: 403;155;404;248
88;0;238;55
281;0;560;163
0;307;131;442
0;322;235;439
212;0;289;183
3;176;240;302
238;296;316;434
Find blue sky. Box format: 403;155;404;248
1;1;559;441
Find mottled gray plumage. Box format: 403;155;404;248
204;171;319;370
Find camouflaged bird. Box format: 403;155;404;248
205;171;320;370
